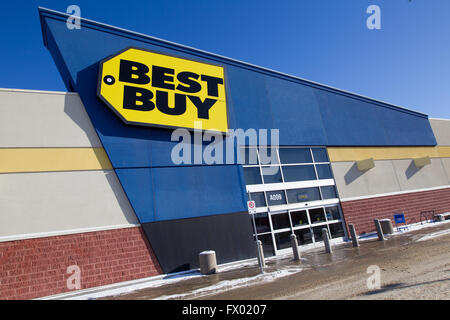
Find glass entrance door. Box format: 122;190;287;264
252;204;346;256
244;146;346;256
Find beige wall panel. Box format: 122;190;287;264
430;118;450;146
0;89;102;147
331;160;401;199
391;158;450;191
441;158;450;182
0;170;139;239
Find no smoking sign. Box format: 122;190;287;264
247;201;256;214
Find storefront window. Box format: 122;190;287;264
316;164;333;179
309;208;326;224
312;148;329;163
325;206;341;221
279;148;312;164
261;166;283;184
270;212;290;230
312;226;326;242
274;232;292;250
329;223;345;239
321;185;338;199
286;187;321;204
282;165;316;182
243;146;344;254
290;210;308;227
258;147;279;165
294;228;313;245
254;234;275;257
251;212;271;233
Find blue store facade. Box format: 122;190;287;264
38;7;438;275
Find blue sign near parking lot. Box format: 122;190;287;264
394;213;406;224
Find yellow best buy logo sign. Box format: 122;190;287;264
97;47;228;133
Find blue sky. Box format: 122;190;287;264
1;0;449;118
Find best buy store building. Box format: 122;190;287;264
1;8;450;299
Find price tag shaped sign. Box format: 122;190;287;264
247;200;257;214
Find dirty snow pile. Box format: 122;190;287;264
155;267;303;300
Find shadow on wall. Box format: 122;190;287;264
405;160;421;180
63;94;102;148
344;162;365;185
345;159;421;185
63;94;140;225
104;170;140;225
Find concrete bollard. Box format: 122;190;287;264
290;234;301;261
256;240;265;269
374;219;385;241
322;228;332;253
199;250;217;275
348;224;359;247
379;219;394;234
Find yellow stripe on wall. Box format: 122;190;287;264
327;146;450;162
438;146;450;158
0;148;113;173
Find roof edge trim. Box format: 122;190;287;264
38;6;428;119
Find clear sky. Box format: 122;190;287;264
0;0;449;118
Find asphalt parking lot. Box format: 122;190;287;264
101;221;450;300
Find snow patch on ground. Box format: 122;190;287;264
416;228;450;242
216;260;259;272
47;258;265;300
154;267;303;300
357;219;450;242
39;270;204;300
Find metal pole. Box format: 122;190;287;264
322;228;332;253
348;224;359;247
374;219;385;241
251;212;265;273
290;234;301;261
256;240;266;269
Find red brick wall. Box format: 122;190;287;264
0;227;162;300
341;187;450;235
